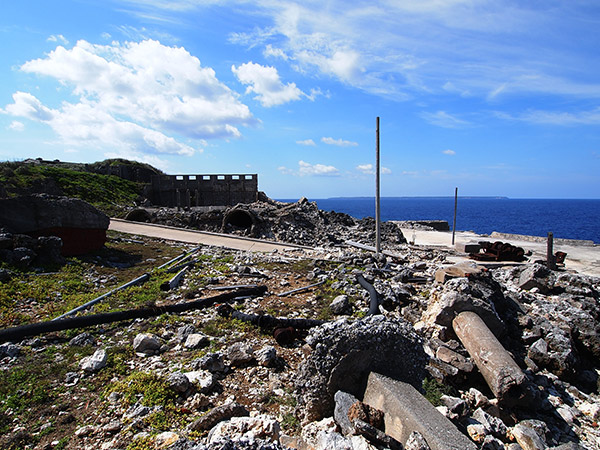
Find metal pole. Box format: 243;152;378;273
375;117;381;257
452;187;458;245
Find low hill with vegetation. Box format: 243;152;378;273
0;158;162;216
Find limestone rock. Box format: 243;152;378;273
192;352;225;373
405;431;431;450
183;370;215;393
168;371;190;394
207;414;281;444
69;332;96;347
334;391;359;436
227;342;255;366
188;402;249;432
184;333;210;349
330;295;353;315
133;333;161;355
79;348;107;372
255;345;278;367
421;276;506;337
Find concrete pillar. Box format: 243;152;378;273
452;311;527;405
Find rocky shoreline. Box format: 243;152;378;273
0;199;599;450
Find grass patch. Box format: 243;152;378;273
422;377;456;407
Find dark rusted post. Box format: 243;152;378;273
452;311;527;406
547;232;556;270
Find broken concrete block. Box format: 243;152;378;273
334;391;359;436
363;372;477;450
518;263;553;294
435;346;474;373
510;421;548;450
455;242;481;254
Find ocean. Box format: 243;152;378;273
277;197;600;244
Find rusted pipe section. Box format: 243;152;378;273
53;272;151;321
356;274;381;316
277;281;325;297
452;311;527;406
160;265;190;291
0;286;267;343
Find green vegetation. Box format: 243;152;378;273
0;163;141;213
0;343;91;433
126;435;155;450
106;371;190;432
422;377;456;407
0;158;163;215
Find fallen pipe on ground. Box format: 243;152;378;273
217;303;325;330
160;265;190;291
345;240;406;260
207;284;259;291
53;272;151;321
276;281;325;297
54;246;202;320
356;274;381;316
0;286;267;343
452;310;531;406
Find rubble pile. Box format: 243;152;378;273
127;197;407;247
0;212;599;450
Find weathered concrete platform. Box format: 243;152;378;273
397;227;600;277
363;372;477;450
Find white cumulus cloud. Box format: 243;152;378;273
442;149;456;155
296;139;316;146
6;39;256;159
8;121;25;131
232;61;303;107
356;163;391;175
47;34;68;44
298;160;339;176
321;137;358;147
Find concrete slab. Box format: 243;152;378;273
397;227;600;277
363;372;477;450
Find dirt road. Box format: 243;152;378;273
109;219;309;253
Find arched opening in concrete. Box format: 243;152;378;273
222;208;256;235
125;208;152;223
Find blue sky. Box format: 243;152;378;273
1;1;599;199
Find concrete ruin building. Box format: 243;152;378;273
149;174;259;207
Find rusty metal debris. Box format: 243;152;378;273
356;274;381;316
273;326;297;345
469;241;527;262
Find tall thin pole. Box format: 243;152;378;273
375;117;381;257
452;187;458;245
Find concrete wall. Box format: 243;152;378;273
150;174;258;207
